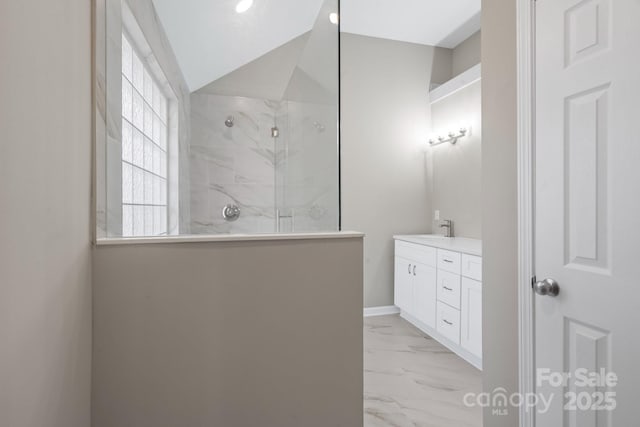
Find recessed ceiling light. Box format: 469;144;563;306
236;0;253;14
329;12;339;25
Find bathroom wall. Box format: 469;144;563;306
452;31;482;76
429;80;482;239
341;33;451;308
92;237;364;427
481;0;519;426
0;0;92;426
424;28;482;239
197;33;311;100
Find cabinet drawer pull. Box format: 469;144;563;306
443;319;453;326
443;286;453;291
413;265;416;276
443;259;453;263
408;264;412;274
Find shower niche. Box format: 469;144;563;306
96;0;339;238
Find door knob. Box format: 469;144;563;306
534;278;560;297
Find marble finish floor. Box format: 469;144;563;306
364;315;482;427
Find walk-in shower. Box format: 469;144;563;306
96;0;340;238
190;95;339;234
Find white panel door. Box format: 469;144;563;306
413;262;437;328
394;257;412;313
535;0;640;425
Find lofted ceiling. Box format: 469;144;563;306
340;0;481;48
196;0;339;103
151;0;326;92
151;0;480;93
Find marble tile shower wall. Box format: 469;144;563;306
190;94;281;234
189;93;338;234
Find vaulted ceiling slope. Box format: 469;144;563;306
340;0;480;48
151;0;326;92
198;0;338;104
197;32;311;99
151;0;480;94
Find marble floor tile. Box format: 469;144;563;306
364;315;482;427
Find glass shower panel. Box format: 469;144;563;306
97;0;339;237
275;0;340;233
277;101;339;233
274;103;292;233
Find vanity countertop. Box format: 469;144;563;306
393;234;482;257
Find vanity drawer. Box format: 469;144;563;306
395;240;437;267
437;270;461;309
461;254;482;281
437;302;461;344
437;249;461;274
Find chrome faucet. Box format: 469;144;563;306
440;219;453;238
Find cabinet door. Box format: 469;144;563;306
394;257;412;312
412;262;437;328
461;277;482;358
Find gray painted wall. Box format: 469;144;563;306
481;0;519;425
430;80;482;239
0;0;92;426
92;237;363;427
341;33;452;308
452;31;482;77
198;33;310;100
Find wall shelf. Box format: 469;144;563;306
429;63;481;104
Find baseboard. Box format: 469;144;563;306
363;305;401;317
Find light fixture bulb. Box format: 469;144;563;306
236;0;254;14
329;12;339;25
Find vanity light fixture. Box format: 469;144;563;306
428;127;468;146
235;0;254;14
329;12;339;25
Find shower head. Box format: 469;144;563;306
225;116;234;128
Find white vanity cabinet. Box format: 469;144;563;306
394;236;482;369
461;277;482;357
394;242;437;328
393;256;413;314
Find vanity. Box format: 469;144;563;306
393;234;482;369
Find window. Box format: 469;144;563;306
121;33;168;236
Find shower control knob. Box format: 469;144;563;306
222;204;241;222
